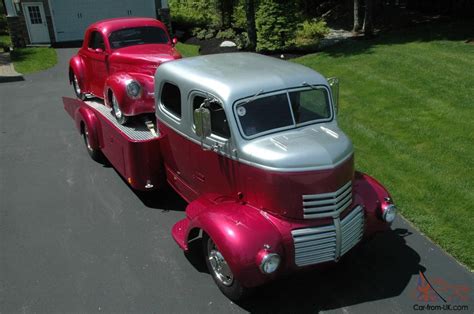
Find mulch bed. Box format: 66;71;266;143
184;37;239;55
183;36;315;60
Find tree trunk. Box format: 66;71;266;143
363;0;374;35
245;0;257;51
353;0;361;32
218;0;233;29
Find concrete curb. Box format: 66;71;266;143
0;51;24;83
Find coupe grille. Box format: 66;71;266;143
302;181;352;219
291;205;364;267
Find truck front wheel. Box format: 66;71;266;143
111;93;129;125
203;233;250;301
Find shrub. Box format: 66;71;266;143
192;27;217;40
231;0;246;30
169;0;220;28
234;32;250;50
255;0;299;52
216;28;236;39
292;19;329;50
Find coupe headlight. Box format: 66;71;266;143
259;253;281;274
126;80;141;98
382;204;397;223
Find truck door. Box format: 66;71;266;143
189;94;237;197
156;83;198;201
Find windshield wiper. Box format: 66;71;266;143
243;89;264;105
302;81;320;90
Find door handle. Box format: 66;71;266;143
194;172;205;182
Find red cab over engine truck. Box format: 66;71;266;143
64;53;397;300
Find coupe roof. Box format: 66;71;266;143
89;17;166;36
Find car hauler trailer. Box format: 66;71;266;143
63;97;165;191
64;53;398;301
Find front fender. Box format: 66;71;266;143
104;72;154;116
69;55;86;87
353;171;393;234
187;201;284;288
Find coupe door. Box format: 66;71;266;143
83;31;108;97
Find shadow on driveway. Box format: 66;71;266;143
237;228;424;313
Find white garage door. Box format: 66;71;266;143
50;0;156;42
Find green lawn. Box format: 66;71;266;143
1;34;57;74
10;47;57;74
295;20;474;269
176;42;200;58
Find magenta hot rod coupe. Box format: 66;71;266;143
69;17;182;124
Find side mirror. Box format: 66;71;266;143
194;106;211;139
95;48;104;53
328;77;339;114
172;37;178;46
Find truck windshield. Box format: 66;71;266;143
235;88;331;138
109;27;169;49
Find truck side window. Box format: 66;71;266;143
193;96;230;139
88;31;105;50
161;83;182;118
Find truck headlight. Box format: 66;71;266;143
382;204;397;223
126;80;141;99
259;253;281;274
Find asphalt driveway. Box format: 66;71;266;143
0;48;472;313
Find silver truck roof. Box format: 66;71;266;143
156;53;328;105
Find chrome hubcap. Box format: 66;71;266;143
112;94;122;119
73;75;81;95
208;238;233;286
84;128;92;151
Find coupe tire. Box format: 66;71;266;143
111;92;129;125
83;125;103;163
203;233;250;301
72;73;86;100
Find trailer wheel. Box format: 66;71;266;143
111;93;129;125
203;233;250;301
72;73;86;100
82;124;103;162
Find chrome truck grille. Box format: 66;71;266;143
302;181;352;219
291;205;364;267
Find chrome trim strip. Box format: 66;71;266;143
303;181;351;200
302;181;353;219
334;217;342;261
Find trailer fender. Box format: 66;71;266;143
69;55;86;88
75;106;100;151
186;200;284;288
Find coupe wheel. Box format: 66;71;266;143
72;73;86;100
111;93;129;125
203;234;250;301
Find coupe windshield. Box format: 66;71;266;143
235;88;331;137
109;27;169;49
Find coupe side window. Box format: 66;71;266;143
88;31;105;50
161;83;182;118
193;96;230;139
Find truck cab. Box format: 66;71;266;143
153;53;397;300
